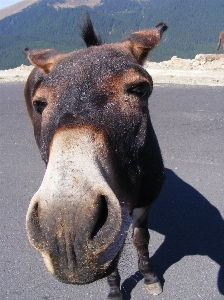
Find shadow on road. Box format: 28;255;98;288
121;168;224;299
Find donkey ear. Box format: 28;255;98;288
23;48;67;74
121;22;168;65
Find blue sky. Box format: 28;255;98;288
0;0;22;9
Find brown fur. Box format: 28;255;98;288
217;30;224;52
24;19;167;299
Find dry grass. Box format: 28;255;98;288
0;0;101;20
54;0;101;9
0;0;39;20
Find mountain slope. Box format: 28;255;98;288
0;0;38;20
0;0;223;69
53;0;101;9
0;0;101;20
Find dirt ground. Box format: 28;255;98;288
0;54;224;86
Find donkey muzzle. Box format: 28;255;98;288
26;127;130;284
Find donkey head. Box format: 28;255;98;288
24;18;167;285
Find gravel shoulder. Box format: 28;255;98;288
0;54;224;86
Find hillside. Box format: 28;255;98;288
53;0;101;9
0;0;38;20
0;0;101;20
0;0;223;69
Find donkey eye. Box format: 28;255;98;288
33;100;48;115
127;82;152;99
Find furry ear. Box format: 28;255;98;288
121;22;168;65
23;48;67;74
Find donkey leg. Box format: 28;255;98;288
132;206;162;296
107;268;123;300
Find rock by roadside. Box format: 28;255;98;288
144;54;224;86
0;54;224;86
0;64;34;83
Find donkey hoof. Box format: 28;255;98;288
144;281;162;295
107;290;123;300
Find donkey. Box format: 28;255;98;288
217;30;224;52
24;17;167;299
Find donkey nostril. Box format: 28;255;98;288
30;202;40;228
91;195;108;239
26;200;45;249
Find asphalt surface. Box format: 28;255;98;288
0;82;223;300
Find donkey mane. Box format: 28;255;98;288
80;15;103;47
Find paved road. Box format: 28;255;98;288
0;82;223;300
